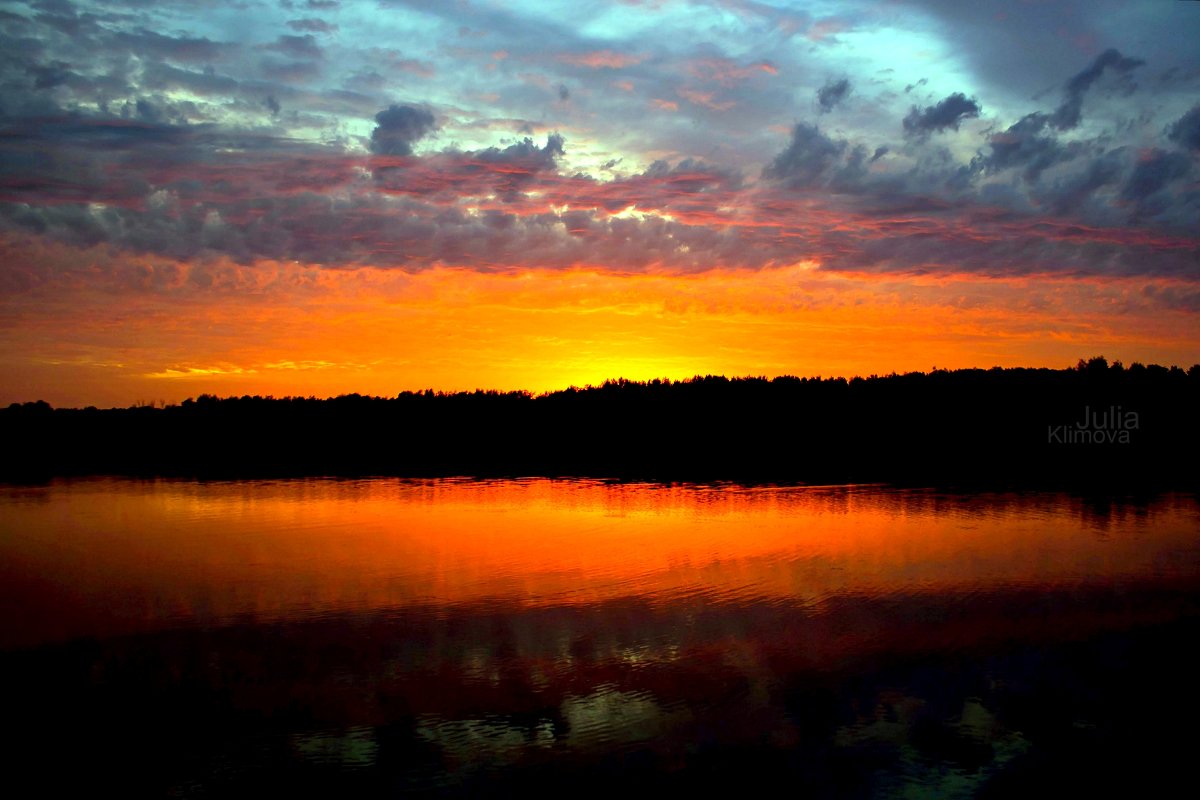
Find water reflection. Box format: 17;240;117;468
1;479;1198;797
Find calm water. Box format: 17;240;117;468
1;479;1198;797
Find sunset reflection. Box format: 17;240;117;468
3;479;1196;648
4;479;1200;796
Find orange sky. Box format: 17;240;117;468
2;239;1197;408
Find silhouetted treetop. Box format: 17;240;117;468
3;360;1198;486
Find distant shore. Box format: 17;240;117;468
4;359;1198;487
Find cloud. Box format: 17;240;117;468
1050;48;1144;131
816;78;850;113
3;134;1196;287
265;34;325;61
476;133;565;169
685;57;777;87
26;60;71;90
1119;149;1192;204
0;113;196;156
557;50;646;69
372;133;566;202
761;123;846;187
1038;147;1125;215
286;19;338;34
677;88;734;111
1142;283;1200;313
259;59;321;83
1;0;1197;298
798;17;844;43
975;113;1081;182
902;93;981;137
111;29;234;65
369;104;437;156
1167;105;1200;152
752;96;1198;281
141;62;240;96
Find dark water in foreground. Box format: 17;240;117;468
1;479;1198;797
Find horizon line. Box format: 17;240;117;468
9;356;1200;412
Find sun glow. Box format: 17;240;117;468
2;239;1196;407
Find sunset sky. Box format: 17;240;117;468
2;0;1198;407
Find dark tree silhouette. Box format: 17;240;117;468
2;361;1198;487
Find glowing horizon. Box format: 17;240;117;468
7;253;1198;408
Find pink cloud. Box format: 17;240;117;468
806;17;850;43
677;88;735;111
685;58;778;87
558;50;647;69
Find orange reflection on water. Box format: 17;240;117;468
1;478;1198;647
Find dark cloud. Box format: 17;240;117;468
902;93;980;137
976;113;1081;182
344;69;386;91
2;139;1195;284
638;158;742;194
26;60;72;90
266;34;324;61
0;109;353;216
0;113;196;153
753;90;1198;280
286;19;338;34
369;104;437;156
816;78;850;113
112;28;233;64
1050;49;1144;131
904;78;927;93
832;145;870;189
437;135;567;200
134;98;165;123
1039;147;1125;215
30;7;96;38
33;0;80;13
1167;105;1200;152
259;59;321;83
1142;283;1200;313
761;123;845;187
558;84;569;101
477;134;564;168
264;94;281;116
1120;149;1191;203
1155;65;1200;88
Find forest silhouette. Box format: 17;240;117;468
3;358;1198;486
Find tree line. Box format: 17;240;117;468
3;358;1198;486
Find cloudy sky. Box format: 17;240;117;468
2;0;1198;406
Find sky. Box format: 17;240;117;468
1;0;1198;407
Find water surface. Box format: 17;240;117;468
2;479;1198;797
